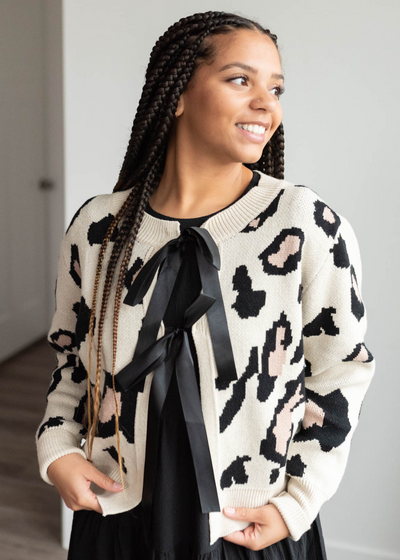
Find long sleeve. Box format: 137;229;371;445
35;227;89;484
269;215;375;540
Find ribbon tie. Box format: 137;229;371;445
116;226;237;545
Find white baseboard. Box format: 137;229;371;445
61;500;73;550
326;540;400;560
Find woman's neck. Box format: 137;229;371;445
148;133;254;219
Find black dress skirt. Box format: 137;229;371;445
67;171;328;560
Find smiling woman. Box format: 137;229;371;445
36;10;375;560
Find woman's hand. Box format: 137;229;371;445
222;504;290;550
47;453;123;513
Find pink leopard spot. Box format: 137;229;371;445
99;387;121;423
249;217;260;229
74;259;81;278
269;326;287;377
351;274;362;302
56;334;72;348
323;206;336;224
272;384;303;455
354;344;369;362
268;236;301;268
303;399;325;429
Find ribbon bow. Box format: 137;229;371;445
116;226;237;544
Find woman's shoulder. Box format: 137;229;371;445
257;171;346;235
255;171;361;270
64;187;134;242
257;171;335;212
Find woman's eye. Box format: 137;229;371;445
270;85;285;98
228;75;249;86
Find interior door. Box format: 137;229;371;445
0;0;48;362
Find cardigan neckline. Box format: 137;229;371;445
134;171;287;246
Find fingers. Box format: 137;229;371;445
47;453;122;514
223;524;262;550
223;506;266;524
222;504;290;550
87;463;123;493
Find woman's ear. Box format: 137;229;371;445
175;94;184;117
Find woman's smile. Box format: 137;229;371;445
236;122;270;143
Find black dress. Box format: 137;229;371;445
68;171;328;560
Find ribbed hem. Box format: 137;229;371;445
36;429;87;484
208;481;287;545
135;172;291;246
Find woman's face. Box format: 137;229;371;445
174;29;284;165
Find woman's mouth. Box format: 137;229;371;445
236;123;268;143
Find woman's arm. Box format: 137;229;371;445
36;202;122;509
223;213;375;549
36;230;89;482
268;214;375;540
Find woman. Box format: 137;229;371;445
36;10;375;560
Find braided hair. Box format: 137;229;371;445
86;11;285;483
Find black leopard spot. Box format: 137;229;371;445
69;244;81;288
47;369;62;399
124;257;145;290
49;329;76;352
219;347;258;431
259;228;304;276
303;307;339;337
220;455;251;489
66;197;95;233
313;200;341;238
294;388;351;452
298;284;303;303
104;446;127;474
73;392;88;433
343;343;373;363
260;372;305;466
330;235;350;269
73;296;95;350
241;190;284;232
37;416;65;439
231;265;266;318
71;357;87;383
290;338;303;365
350;265;364;321
97;370;137;444
269;468;280;484
287;454;307;477
258;312;292;402
87;214;119;246
47;354;77;400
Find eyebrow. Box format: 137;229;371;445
218;62;285;81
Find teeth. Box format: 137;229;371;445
237;123;265;135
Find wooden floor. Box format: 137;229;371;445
0;337;68;559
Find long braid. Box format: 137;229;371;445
86;158;165;480
87;11;285;484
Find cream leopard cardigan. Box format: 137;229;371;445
36;171;375;544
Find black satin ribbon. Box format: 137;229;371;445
116;226;237;545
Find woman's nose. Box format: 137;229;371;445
249;90;278;112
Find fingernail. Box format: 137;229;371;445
224;507;236;515
113;481;123;489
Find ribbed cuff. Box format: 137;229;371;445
36;429;87;484
269;477;328;541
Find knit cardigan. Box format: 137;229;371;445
36;170;375;545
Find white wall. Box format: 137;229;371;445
61;1;400;558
